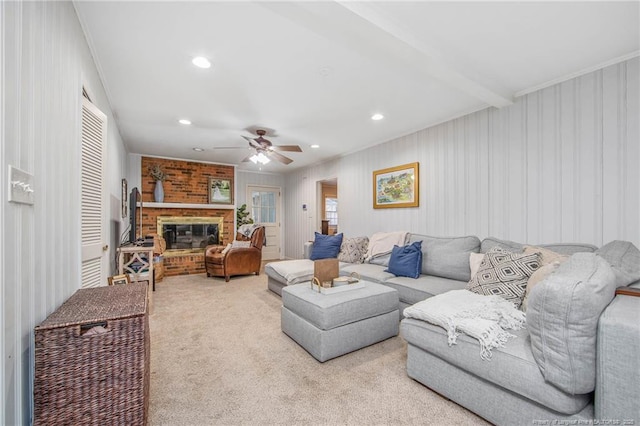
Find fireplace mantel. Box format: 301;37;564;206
138;202;234;210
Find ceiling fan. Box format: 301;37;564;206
239;130;302;165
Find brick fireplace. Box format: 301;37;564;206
139;157;235;276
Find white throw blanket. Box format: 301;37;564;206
364;231;408;261
403;289;526;360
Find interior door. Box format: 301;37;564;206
80;97;108;287
247;186;281;260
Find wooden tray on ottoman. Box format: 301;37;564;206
34;283;149;426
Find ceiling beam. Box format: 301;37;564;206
261;1;513;108
336;1;513;108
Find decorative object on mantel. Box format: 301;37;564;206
148;164;167;203
373;162;419;209
237;203;254;225
208;177;233;204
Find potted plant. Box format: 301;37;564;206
148;164;167;202
237;204;254;226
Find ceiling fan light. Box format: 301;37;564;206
249;154;259;164
257;153;270;164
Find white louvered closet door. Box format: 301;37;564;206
81;97;107;288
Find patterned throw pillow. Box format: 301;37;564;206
466;247;541;309
338;236;369;264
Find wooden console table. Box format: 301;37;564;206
118;245;155;291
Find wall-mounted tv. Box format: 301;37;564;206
129;187;142;244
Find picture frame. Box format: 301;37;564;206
121;178;128;218
108;274;130;286
373;162;419;209
208;177;233;204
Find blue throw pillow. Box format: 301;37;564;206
385;241;423;279
310;232;344;260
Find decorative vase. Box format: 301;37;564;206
154;180;164;202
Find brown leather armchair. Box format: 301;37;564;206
204;226;265;282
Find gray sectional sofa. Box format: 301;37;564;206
265;234;640;425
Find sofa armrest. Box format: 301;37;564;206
615;286;640;297
595;291;640;421
304;242;313;259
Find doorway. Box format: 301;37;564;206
318;179;338;235
247;185;281;260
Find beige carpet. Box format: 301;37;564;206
148;273;488;425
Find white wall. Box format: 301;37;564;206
1;2;128;424
284;58;640;258
284;162;339;258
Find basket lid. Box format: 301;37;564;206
36;282;148;330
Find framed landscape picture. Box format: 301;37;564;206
208;177;233;204
373;162;419;209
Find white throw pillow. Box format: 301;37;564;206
469;252;484;279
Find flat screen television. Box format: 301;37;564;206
129;187;141;244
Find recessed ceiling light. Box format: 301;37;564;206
179;119;192;125
310;144;320;149
192;56;211;69
371;113;384;121
193;147;204;152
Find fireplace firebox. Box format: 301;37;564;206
157;216;224;256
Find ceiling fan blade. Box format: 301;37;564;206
241;154;255;163
213;146;250;150
242;135;261;149
272;145;302;152
268;150;293;165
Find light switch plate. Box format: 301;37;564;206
9;165;35;205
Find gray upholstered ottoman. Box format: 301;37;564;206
281;281;399;362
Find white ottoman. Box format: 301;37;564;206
281;281;399;362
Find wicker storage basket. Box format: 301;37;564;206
34;283;149;426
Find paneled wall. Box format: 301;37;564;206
284;58;639;258
1;2;129;424
236;170;285;208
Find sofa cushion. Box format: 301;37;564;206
527;253;617;395
400;319;591;414
409;234;481;281
482;237;597;255
480;236;525;253
385;241;422;279
595;240;640;286
310;232;343;260
467;247;541;309
384;275;467;305
337;236;369;264
340;263;395;284
539;243;598;255
265;259;316;286
368;253;392;267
